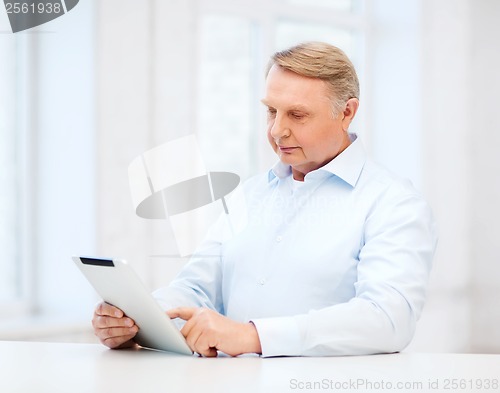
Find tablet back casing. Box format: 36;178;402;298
73;256;192;355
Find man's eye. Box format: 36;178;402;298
291;112;304;120
267;108;277;116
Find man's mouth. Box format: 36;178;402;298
278;145;299;153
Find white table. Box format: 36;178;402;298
0;341;498;393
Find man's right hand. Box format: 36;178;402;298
92;302;139;349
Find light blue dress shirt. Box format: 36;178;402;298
153;134;437;357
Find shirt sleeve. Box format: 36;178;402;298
251;188;438;357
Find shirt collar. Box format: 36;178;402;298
268;133;366;188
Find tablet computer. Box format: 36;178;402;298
72;256;192;355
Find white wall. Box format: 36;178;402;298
407;0;500;354
468;0;500;353
404;0;472;353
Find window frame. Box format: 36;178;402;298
0;33;36;318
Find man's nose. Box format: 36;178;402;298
269;114;290;140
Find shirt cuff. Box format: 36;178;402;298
250;316;303;357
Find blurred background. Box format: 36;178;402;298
0;0;499;353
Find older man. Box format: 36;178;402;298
92;42;437;357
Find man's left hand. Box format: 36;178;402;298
166;307;262;357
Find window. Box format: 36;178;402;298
0;1;97;322
0;37;19;303
0;18;29;314
197;14;256;179
275;20;356;58
196;0;366;179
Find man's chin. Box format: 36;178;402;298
278;155;300;166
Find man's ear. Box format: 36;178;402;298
341;98;359;131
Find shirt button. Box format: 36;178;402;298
276;236;282;242
258;278;266;285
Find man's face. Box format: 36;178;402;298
262;65;354;181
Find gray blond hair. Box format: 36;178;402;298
267;42;360;116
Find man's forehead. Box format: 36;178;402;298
261;85;331;109
260;98;310;110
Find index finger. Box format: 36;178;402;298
167;307;197;321
95;302;124;318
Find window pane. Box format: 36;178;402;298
197;15;257;180
276;20;354;57
0;36;20;301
